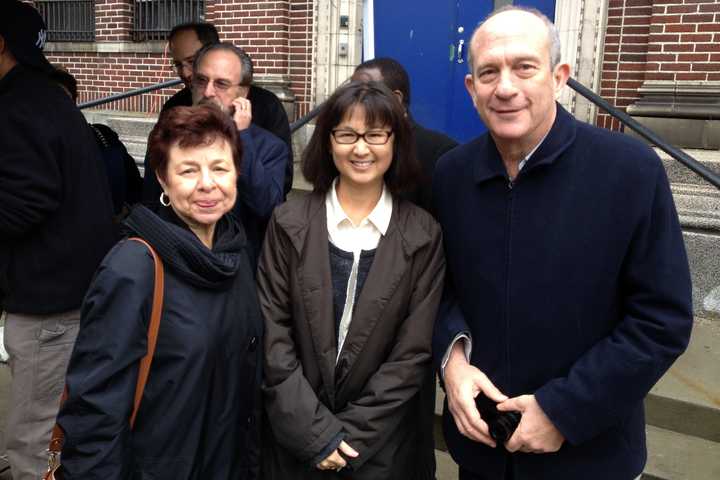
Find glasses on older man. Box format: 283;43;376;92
331;129;394;145
192;74;244;92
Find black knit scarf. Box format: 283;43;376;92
123;205;247;290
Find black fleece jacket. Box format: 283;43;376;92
0;65;116;314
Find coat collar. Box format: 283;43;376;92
275;190;433;259
473;103;578;185
273;191;433;404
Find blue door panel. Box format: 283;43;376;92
374;0;556;143
374;1;457;134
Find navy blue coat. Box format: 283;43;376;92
57;207;263;480
433;105;692;479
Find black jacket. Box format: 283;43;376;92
57;206;263;480
403;120;457;217
158;85;294;193
0;65;116;314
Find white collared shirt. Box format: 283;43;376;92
325;178;393;359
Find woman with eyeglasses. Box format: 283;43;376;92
258;81;445;479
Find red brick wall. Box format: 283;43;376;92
288;1;313;117
96;0;133;41
598;0;720;131
38;0;314;119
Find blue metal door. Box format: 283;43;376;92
374;0;556;143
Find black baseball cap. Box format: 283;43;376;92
0;0;53;73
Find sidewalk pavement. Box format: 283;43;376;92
1;363;11;479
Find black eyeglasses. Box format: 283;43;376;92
331;129;393;145
192;75;244;92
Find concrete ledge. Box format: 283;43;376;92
644;425;720;480
45;41;167;54
646;321;720;442
672;183;720;232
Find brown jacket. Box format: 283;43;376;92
258;191;444;480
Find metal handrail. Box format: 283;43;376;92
77;76;720;190
78;79;183;110
567;78;720;190
290;103;323;133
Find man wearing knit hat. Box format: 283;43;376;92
0;2;116;478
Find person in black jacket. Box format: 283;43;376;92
57;104;263;480
144;21;294;197
352;57;458;217
0;3;116;479
50;65;143;218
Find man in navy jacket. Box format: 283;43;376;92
433;6;693;480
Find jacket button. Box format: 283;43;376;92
248;336;258;352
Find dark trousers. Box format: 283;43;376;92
459;458;514;480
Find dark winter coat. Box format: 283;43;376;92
0;65;116;314
433;104;693;479
257;192;445;480
403;119;458;217
57;206;263;480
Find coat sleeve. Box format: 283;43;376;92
57;241;154;479
534;159;693;446
257;213;345;464
237;129;287;220
0;106;62;238
336;223;446;472
432;278;472;374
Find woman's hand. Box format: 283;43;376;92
315;441;359;471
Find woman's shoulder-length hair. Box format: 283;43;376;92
301;80;419;195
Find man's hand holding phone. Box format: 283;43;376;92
232;97;252;131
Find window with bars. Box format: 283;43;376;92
133;0;205;42
35;0;95;42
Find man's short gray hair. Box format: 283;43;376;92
467;6;561;73
193;42;254;85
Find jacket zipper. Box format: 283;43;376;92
504;176;515;392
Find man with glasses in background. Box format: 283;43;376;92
145;42;288;263
143;22;293;204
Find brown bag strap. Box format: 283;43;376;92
127;237;164;427
46;237;164;455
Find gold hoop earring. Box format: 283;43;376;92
159;192;170;207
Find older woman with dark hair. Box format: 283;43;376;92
258;81;445;479
56;104;263;480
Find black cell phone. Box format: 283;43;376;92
475;393;521;444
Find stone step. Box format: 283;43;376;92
122;136;150;165
672;183;720;233
646;320;720;443
658;148;720;189
643;425;720;480
683;229;720;321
